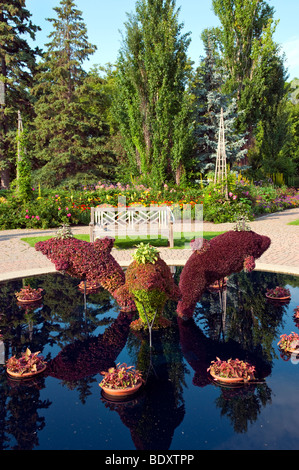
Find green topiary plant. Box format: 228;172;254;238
132;242;159;264
55;223;74;239
123;243;180;332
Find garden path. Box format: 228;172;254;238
0;207;298;282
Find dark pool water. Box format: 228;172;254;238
0;269;299;451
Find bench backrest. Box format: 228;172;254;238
90;206;174;246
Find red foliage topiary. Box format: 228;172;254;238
125;256;180;300
35;237;126;302
114;252;181;329
177;230;271;319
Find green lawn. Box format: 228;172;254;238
21;231;225;249
288;219;299;225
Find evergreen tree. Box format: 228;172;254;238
0;0;41;188
113;0;193;187
31;0;113;188
192;33;247;176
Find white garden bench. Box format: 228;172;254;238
89;205;175;247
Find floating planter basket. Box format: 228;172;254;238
99;363;144;398
6;349;47;379
207;357;256;385
265;287;291;302
15;286;43;304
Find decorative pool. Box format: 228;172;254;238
0;269;298;451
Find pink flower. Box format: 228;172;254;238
67;213;71;217
229;192;233;197
26;209;28;213
65;207;68;210
25;215;29;219
36;216;40;220
32;215;35;219
233;195;237;200
58;207;61;210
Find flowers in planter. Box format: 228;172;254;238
243;255;255;273
78;280;101;293
55;223;74;239
266;286;291;299
233;215;251;232
6;348;46;377
15;285;43;302
207;357;256;382
278;332;299;354
99;363;144;391
208;277;228;290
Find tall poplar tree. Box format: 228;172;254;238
113;0;193;187
210;0;277;131
31;0;113;187
0;0;40;188
210;0;289;177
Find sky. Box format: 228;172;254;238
27;0;299;80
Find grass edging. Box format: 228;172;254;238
21;231;225;250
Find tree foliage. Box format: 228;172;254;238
0;0;41;188
0;0;297;190
191;32;247;176
113;0;193;187
31;0;113;188
210;0;291;178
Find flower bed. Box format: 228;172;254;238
0;178;298;229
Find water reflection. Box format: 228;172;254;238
0;270;298;450
102;327;186;450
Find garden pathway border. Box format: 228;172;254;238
0;207;298;282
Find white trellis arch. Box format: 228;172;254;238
214;107;228;199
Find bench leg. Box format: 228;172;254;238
89;224;94;243
169;222;174;248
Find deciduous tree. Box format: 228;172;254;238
113;0;193;187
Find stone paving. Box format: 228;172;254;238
0;207;298;282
